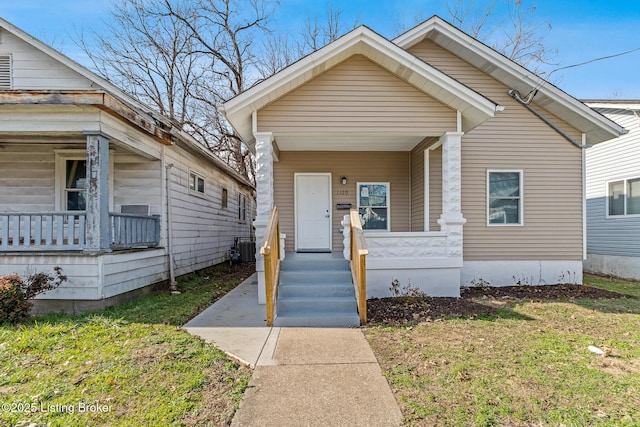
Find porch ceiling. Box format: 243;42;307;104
274;133;428;151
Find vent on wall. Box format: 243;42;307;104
0;54;11;90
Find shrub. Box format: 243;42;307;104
0;267;67;323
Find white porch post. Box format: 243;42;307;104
253;131;274;304
83;132;111;254
437;132;466;261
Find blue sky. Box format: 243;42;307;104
2;0;639;99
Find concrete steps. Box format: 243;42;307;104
274;253;360;327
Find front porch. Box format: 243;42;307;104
0;211;160;252
254;130;468;307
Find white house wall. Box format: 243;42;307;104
0;27;95;90
102;249;167;298
0;254;101;299
164;146;254;276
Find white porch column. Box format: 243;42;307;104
437;132;466;260
253;131;274;304
83;132;111;254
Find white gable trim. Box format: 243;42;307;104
222;25;501;152
393;16;626;144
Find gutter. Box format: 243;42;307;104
509;90;591;149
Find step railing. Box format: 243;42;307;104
261;207;281;326
350;210;368;325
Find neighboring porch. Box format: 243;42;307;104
0;127;167;308
0;211;160;252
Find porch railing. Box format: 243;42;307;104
350;210;368;325
0;212;160;252
0;211;87;251
110;213;160;250
260;207;281;327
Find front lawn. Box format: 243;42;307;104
0;263;254;427
364;274;640;426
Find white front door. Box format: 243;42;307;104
295;173;332;252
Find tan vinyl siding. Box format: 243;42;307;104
258;55;456;135
429;146;443;231
409;40;584;260
274;151;410;252
410;137;440;231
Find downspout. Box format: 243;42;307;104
582;134;587;261
164;158;179;294
510;90;591;265
508;90;592;149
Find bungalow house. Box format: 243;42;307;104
221;16;625;326
0;18;255;313
584;101;639;280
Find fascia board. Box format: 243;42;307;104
393;16;625;140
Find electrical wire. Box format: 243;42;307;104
523;46;640;103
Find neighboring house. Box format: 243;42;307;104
222;15;625;307
0;18;255;313
584;101;639;280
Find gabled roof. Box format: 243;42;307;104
394;16;626;144
0;18;252;187
222;25;503;152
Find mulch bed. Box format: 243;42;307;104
367;284;631;325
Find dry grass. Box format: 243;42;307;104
364;275;640;426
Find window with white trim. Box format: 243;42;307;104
357;182;390;231
64;159;87;210
608;177;640;216
189;171;205;195
488;171;522;225
54;150;114;211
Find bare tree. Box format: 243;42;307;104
257;3;359;78
78;0;276;181
445;0;556;71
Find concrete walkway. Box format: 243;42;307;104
184;274;402;426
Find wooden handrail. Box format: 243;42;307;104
349;210;368;325
260;207;281;326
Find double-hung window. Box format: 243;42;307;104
55;150;113;212
488;170;523;225
65;159;87;211
608;177;640;216
357;182;390;231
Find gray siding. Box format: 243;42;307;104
165;147;254;275
586;107;640;256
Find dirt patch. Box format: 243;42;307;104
461;284;626;300
367;284;631;325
